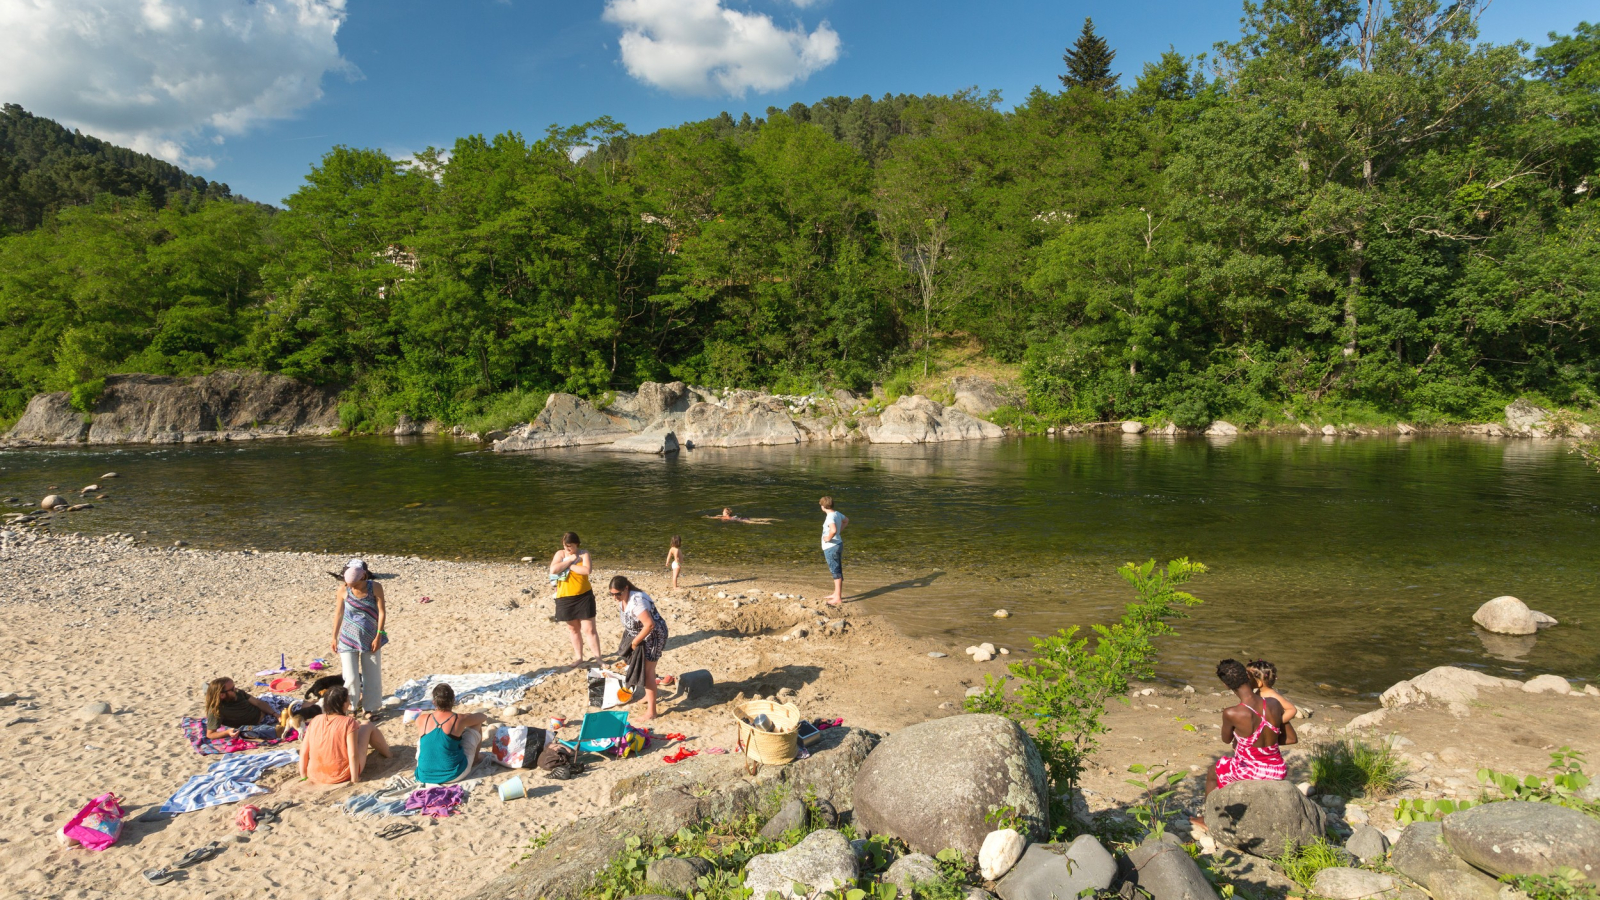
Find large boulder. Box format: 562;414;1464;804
1505;399;1550;434
1124;834;1219;900
1427;869;1505;900
759;797;809;840
6;392;88;443
863;396;1004;444
646;857;711;894
949;376;1011;418
607;382;691;427
1208;850;1299;900
493;393;630;451
1312;868;1400;900
1472;597;1538;636
1390;822;1481;887
1382;667;1521;707
1203;780;1327;856
1345;825;1391;863
743;829;858;900
673;402;803;448
1205;420;1239;436
86;372;341;443
995;836;1116;900
1441;801;1600;878
853;714;1048;861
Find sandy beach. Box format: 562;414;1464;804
1;528;1595;900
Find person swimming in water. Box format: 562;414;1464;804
709;508;747;522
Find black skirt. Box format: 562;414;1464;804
554;590;597;622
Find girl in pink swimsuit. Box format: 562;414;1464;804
1197;658;1297;828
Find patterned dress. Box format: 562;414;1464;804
1214;704;1288;787
337;584;387;653
621;590;669;661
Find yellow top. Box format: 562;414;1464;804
556;558;591;597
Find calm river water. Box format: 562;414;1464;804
3;434;1595;694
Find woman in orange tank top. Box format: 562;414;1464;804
299;685;392;785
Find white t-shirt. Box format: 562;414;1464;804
821;510;844;548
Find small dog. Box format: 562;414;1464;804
304;675;344;701
278;701;323;738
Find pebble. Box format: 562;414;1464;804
928;652;947;659
520;556;533;562
1182;685;1195;693
77;701;111;721
0;693;17;706
992;609;1010;618
999;648;1009;655
101;473;119;478
80;484;99;494
172;540;188;548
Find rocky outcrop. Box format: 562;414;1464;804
1504;399;1550;435
853;714;1048;861
674;401;803;448
604;429;680;454
493;393;631;451
862;395;1004;444
1125;833;1218;900
7;372;341;445
1391;822;1483;887
1312;868;1400;900
1205;420;1239;436
607;381;692;428
7;393;90;443
1203;779;1327;856
1380;667;1521;709
1440;801;1600;878
949;376;1014;417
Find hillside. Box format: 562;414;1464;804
0;104;236;234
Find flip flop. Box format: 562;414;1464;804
142;868;178;886
376;822;422;840
174;841;223;869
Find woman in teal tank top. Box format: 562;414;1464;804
414;683;487;785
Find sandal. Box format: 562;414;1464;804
376;822;422;840
175;841;224;869
143;868;178;886
255;801;298;825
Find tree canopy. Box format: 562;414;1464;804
1;3;1597;433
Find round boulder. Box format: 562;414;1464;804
1441;801;1600;878
996;835;1115;900
884;854;941;894
1521;674;1570;695
854;714;1048;861
1125;833;1218;900
1122;421;1147;435
1203;779;1327;856
1391;821;1479;886
40;495;65;510
1472;596;1537;636
979;829;1026;881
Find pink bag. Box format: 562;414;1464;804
59;793;125;851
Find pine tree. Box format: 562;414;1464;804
1060;17;1119;94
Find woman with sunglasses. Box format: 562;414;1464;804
608;575;669;720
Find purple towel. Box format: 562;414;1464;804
405;785;466;818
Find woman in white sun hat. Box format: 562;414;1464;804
330;558;387;719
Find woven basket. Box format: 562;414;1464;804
733;699;800;765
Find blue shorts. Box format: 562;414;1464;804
823;544;843;580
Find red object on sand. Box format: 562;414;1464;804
662;747;699;764
268;678;301;693
236;805;260;831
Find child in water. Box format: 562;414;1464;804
665;535;682;590
1247;659;1298;721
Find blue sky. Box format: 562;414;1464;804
0;0;1592;205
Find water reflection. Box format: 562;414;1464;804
1475;628;1537;662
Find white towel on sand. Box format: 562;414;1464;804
385;671;554;710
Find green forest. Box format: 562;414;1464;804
1;1;1597;432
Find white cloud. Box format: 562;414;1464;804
0;0;351;170
602;0;840;97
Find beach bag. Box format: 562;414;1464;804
59;793;125;851
733;700;800;766
490;725;548;769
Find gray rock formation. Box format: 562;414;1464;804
996;835;1115;900
493;393;630;451
743;829;858;900
7;372;340;445
1427;869;1504;900
1312;868;1400;900
1345;825;1391;863
758;797;809;840
604;430;679;454
1391;822;1480;887
1208;850;1300;900
675;401;802;448
1441;801;1600;878
883;853;942;894
1505;399;1550;435
1380;666;1522;708
1472;596;1539;635
1203;779;1327;856
853;714;1048;861
608;382;691;427
949;376;1012;417
7;393;88;443
863;395;1004;444
1205;420;1239;436
1124;833;1218;900
646;857;710;894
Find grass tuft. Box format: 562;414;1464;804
1309;738;1408;799
1276;838;1351;890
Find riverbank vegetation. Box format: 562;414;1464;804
1;4;1597;431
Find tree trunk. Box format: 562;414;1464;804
1344;239;1363;359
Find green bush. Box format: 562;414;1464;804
1275;838;1350;890
1309;739;1408;799
965;559;1206;826
68;377;105;414
461;389;550;434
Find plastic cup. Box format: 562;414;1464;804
402;709;421;724
498;776;526;802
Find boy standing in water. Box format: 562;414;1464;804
820;496;848;606
665;536;683;590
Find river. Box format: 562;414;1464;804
3;433;1594;695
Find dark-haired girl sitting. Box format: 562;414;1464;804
298;685;392;785
414;683;487;785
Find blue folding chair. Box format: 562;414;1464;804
560;709;631;764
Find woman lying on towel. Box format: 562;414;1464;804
203;677;279;741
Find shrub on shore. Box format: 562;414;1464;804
1308;739;1408;799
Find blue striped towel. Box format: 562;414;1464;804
159;749;297;814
